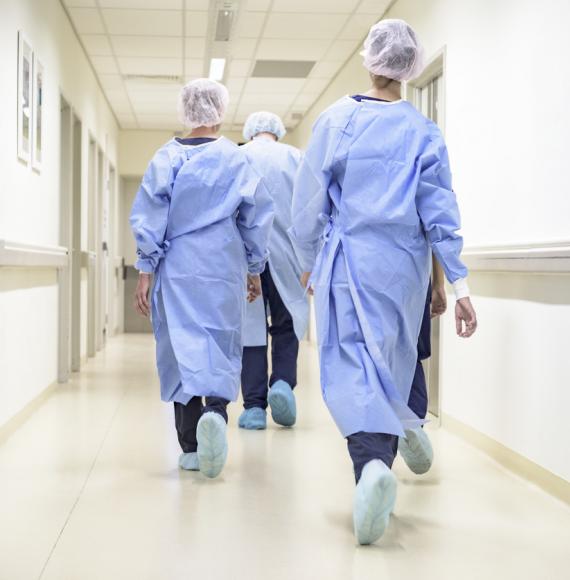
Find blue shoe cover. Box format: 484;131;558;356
353;459;397;545
267;380;296;427
197;412;228;479
398;427;433;475
178;452;199;471
238;407;267;430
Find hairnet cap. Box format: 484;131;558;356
243;111;287;141
178;78;229;129
361;19;424;82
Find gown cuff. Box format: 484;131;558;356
453;277;470;300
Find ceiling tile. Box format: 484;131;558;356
99;0;182;7
63;0;97;7
231;38;257;59
229;59;252;77
234;12;266;38
98;73;124;89
310;61;342;78
263;13;348;40
226;77;246;94
339;13;379;40
81;34;113;56
324;39;357;61
131;102;178;113
68;7;105;33
185;38;206;58
111;36;182;57
118;57;183;76
240;92;299;106
91;55;120;74
357;0;392;15
243;0;271;10
272;0;359;13
245;77;305;93
127;85;181;102
185;12;209;36
302;78;330;93
184;59;204;78
293;92;321;107
102;9;182;36
104;87;131;103
256;39;330;60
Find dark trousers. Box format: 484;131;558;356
241;267;299;410
347;286;431;482
174;396;229;453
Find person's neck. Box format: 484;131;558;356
253;132;278;142
186;127;219;139
363;83;402;102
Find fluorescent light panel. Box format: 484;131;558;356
209;58;226;81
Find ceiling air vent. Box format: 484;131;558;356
252;60;316;79
215;8;234;41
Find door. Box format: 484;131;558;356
70;114;82;371
409;59;445;418
58;97;72;382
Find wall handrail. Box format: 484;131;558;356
463;240;570;273
0;239;69;268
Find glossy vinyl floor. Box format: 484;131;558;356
1;334;569;580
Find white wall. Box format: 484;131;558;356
289;0;570;481
0;0;119;427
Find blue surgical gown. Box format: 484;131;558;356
290;97;468;438
130;137;274;404
241;138;309;346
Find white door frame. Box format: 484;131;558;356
405;47;447;421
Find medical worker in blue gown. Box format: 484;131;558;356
130;79;273;479
290;20;478;545
238;112;309;430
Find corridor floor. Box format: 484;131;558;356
1;334;569;580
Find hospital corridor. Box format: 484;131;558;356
1;0;570;579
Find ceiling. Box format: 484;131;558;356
62;0;392;132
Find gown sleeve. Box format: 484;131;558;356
416;125;468;284
289;116;334;272
129;146;176;274
236;161;275;275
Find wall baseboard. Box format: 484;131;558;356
0;381;59;443
442;413;570;505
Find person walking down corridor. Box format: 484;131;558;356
290;20;477;545
130;79;273;479
238;112;309;430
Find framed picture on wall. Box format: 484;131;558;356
32;55;44;171
17;31;33;164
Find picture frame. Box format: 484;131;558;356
32;54;44;171
17;31;33;164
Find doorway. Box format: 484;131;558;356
407;50;446;418
70;114;82;371
87;136;97;358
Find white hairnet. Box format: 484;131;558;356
361;19;424;81
243;111;286;141
178;78;229;129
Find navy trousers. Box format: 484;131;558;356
174;396;229;453
241;267;299;410
347;287;431;482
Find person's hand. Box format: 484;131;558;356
247;274;262;303
431;284;447;318
134;272;152;317
455;297;477;338
301;272;313;296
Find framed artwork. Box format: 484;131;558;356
32;54;44;171
17;31;33;164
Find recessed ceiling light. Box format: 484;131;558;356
209;58;226;81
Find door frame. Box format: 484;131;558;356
405;47;447;421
